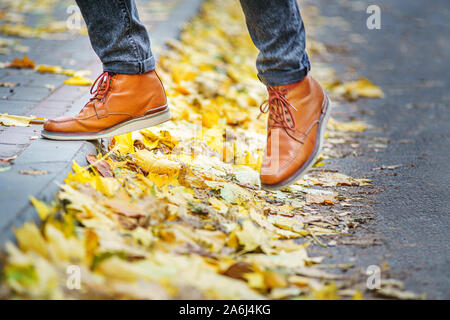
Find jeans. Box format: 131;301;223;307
76;0;310;87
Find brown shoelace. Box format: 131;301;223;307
259;87;298;130
89;71;113;102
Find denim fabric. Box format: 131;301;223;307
75;0;155;74
239;0;310;86
76;0;309;86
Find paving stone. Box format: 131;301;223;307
0;143;28;158
7;85;52;102
0;99;34;115
0;69;34;86
13;138;95;164
26;100;72;118
0;126;38;144
0;87;15;100
27;73;67;88
46;84;90;102
0;161;70;233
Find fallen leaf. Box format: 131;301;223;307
19;170;49;175
372;164;404;171
343;78;384;99
375;288;426;300
0;23;40;38
222;262;253;280
7;55;35;69
36;64;62;74
64;75;92;86
327;117;367;132
305;190;337;205
235;220;272;253
0;155;17;162
86;154;114;177
0;113;34;127
0;82;17;87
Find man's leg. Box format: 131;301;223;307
239;0;310;87
75;0;154;74
239;0;331;189
42;0;170;140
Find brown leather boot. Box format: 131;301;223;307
42;70;170;140
259;75;331;189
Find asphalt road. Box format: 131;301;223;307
308;0;450;298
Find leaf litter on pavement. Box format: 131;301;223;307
0;0;423;300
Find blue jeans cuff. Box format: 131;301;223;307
102;56;155;74
258;63;310;87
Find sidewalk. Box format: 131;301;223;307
0;0;204;245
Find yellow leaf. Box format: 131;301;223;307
36;64;62;74
64;75;92;86
352;290;364;300
327;117;367;132
45;224;85;262
245;249;308;269
269;215;308;236
112;132;135;155
29;196;51;220
0;113;34;127
343;78;384;99
202;111;219;128
305;190;337;205
134;149;182;176
243;272;266;290
264;270;287;289
0;24;40;38
208;197;228;214
94;176;121;197
313;282;340;300
235;220;272;253
13;222;48;258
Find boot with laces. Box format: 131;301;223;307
259;75;331;189
42;70;170;140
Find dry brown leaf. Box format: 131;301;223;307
7;55;35;69
86;154;114;178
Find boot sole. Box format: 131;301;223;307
41;105;171;141
262;96;332;191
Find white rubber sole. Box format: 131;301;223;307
262;96;332;191
41;107;171;141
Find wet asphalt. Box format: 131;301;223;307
307;0;450;298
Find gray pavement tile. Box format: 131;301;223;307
0;161;70;233
0;100;34;115
27;100;72;119
0;143;28;158
0;126;39;144
0;87;15;100
13;138;96;164
6;85;52;102
0;69;34;86
45;85;90;102
0;143;95;245
27;73;67;88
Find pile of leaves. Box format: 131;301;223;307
1;0;388;299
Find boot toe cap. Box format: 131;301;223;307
43;116;74;132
